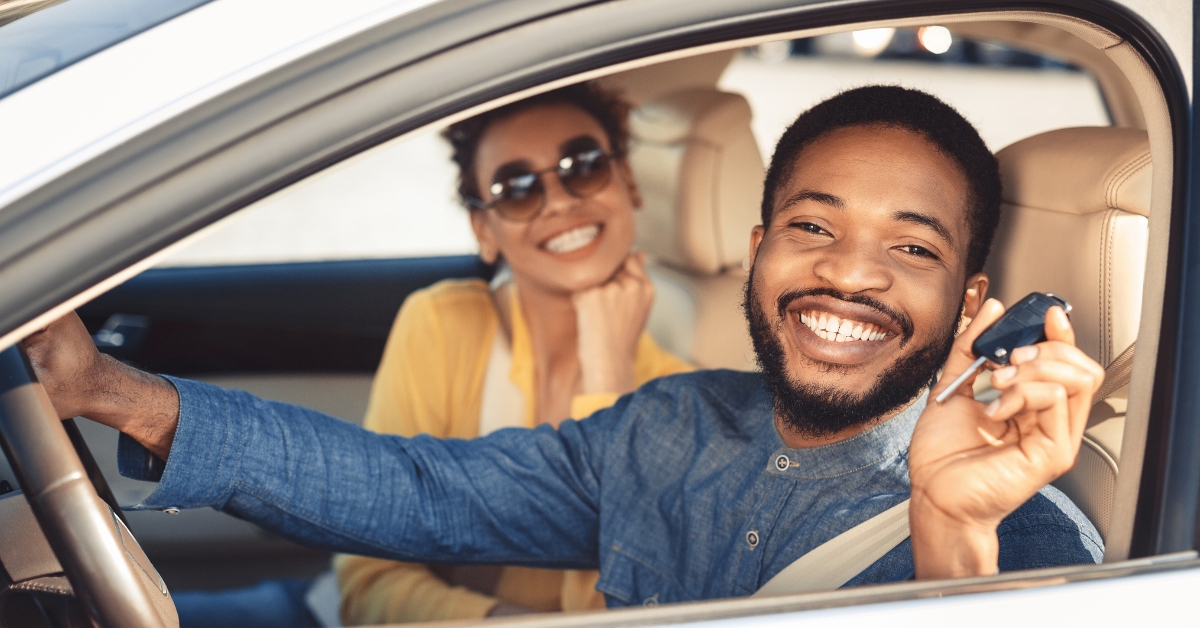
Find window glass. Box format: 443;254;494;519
0;0;213;101
721;30;1109;159
160;28;1107;268
157;126;477;267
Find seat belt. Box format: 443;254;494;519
753;342;1137;598
1094;341;1135;404
752;498;911;598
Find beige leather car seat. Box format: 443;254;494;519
630;88;763;370
985;126;1151;540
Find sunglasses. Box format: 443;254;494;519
468;138;618;222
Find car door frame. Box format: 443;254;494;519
0;0;1194;611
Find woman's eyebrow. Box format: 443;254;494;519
893;210;956;250
558;135;601;154
492;158;533;178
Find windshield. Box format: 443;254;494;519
0;0;214;101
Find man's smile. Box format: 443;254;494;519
799;310;888;342
782;294;907;366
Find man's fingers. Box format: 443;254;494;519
985;381;1073;450
932;299;1004;399
991;358;1100;399
1006;340;1105;394
1043;306;1075;347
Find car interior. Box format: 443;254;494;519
0;6;1181;626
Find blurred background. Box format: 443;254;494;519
158;28;1107;270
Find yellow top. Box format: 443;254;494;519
334;278;694;624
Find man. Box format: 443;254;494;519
24;86;1104;605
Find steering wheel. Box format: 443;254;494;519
0;346;176;628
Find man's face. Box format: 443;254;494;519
747;124;986;437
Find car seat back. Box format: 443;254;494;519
987;126;1151;540
628;88;763;370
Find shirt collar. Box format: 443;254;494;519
767;392;927;479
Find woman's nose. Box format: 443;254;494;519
538;171;578;217
810;239;892;294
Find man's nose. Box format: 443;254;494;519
810;238;892;294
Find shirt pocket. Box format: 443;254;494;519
596;543;688;608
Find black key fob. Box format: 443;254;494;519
972;292;1071;366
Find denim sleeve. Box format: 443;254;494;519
118;376;612;569
996;486;1105;570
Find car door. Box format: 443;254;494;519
0;0;1195;623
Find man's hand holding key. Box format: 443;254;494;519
908;298;1105;579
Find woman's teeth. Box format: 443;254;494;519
545;225;600;253
799;311;888;342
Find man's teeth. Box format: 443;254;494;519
545;225;600;253
798;311;888;342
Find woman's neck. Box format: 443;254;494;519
501;279;581;426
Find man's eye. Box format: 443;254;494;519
899;244;937;259
791;221;826;235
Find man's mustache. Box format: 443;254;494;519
774;287;915;343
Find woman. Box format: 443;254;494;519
333;82;694;623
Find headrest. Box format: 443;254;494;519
987;126;1151;369
628;89;764;275
997;126;1151;217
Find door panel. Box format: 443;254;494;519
71;254;491;589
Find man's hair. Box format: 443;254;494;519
761;85;1002;275
442;82;631;207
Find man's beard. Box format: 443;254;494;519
743;272;961;439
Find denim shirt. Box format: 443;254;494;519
119;370;1103;606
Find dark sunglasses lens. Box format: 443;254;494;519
491;173;544;220
561;150;612;198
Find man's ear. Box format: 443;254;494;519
470;210;500;264
959;273;990;329
748;225;766;269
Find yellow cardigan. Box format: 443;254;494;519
334;278;694;624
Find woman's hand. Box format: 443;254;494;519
908;299;1103;579
573;253;655;395
21;311;179;460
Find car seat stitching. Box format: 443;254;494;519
1100;209;1114;365
1106;153;1151;211
1104;156;1138;209
1107;210;1114;365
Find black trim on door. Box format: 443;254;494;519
76;256;493;374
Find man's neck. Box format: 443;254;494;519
773;394;923;449
774;415;877;449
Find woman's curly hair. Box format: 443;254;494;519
442;82;631;208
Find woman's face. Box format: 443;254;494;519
470;103;639;295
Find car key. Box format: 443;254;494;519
933;292;1072;403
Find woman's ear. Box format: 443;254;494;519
618;160;642;210
470;210;500;264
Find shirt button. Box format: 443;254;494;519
163;507;180;515
746;530;760;548
775;454;791;471
643;594;659;607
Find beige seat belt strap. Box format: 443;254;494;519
752;499;911;598
1094;342;1135;404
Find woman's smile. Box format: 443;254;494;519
541;222;604;256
